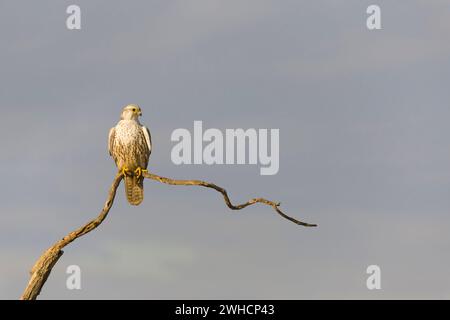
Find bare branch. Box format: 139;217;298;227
21;170;315;300
142;171;317;227
20;173;124;300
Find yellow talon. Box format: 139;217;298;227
134;167;148;178
135;167;142;178
121;167;131;176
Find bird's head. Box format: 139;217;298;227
121;104;142;120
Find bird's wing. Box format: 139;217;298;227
142;126;152;155
108;127;115;156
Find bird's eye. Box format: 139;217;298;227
132;108;136;112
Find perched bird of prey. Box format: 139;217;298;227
108;104;152;205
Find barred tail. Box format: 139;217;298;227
124;175;144;206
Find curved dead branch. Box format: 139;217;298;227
143;171;317;227
21;170;315;300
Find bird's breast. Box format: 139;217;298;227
115;121;142;146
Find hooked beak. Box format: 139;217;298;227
138;110;142;116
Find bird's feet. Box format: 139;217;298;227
134;167;148;178
120;166;131;176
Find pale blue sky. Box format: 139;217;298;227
1;0;450;299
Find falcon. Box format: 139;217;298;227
108;104;152;205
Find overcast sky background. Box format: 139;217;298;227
1;0;450;299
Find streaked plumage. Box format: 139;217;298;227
109;104;152;205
